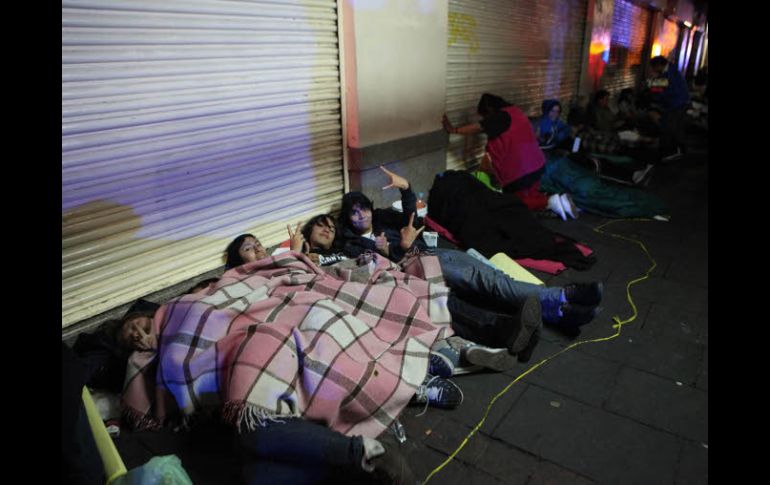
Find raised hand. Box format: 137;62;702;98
399;212;425;250
375;232;390;256
287;222;305;252
442;114;455;133
380;165;410;190
133;322;157;351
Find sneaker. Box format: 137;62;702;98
410;375;463;410
515;327;540;363
547;193;567;221
428;350;455;378
560;194;579;219
660;148;683;163
548;304;598;337
465;346;517;372
509;295;542;355
446;335;514;370
632;164;654;185
563;282;603;306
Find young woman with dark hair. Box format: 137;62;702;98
442;93;551;211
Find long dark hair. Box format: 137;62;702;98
225;233;255;269
301;214;341;251
340;192;374;234
477;93;512;118
541;99;562;117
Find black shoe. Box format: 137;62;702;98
548;304;598;337
508;295;542;355
516;327;540;363
563;282;603;306
370;438;418;485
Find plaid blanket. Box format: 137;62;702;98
122;251;452;438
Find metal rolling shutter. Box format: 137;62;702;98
604;0;651;94
445;0;588;171
62;0;344;328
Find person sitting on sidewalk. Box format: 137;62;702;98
536;99;572;150
338;166;603;339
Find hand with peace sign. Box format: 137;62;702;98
287;222;307;253
380;165;410;191
399;212;425;250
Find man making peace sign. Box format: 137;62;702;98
338;166;603;340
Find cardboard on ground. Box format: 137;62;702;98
489;253;544;286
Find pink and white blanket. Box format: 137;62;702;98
122;252;452;438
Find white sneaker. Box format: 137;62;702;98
632;164;655;185
560;193;579;219
547;194;567;221
661;148;683;163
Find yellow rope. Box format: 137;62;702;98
422;218;658;484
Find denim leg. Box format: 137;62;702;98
239;418;365;484
434;248;562;310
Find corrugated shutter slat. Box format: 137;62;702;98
604;0;651;94
62;0;344;328
445;0;588;171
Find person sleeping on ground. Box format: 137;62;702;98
122;245;468;483
297;213;542;373
118;304;418;485
225;224;531;378
338;167;603;339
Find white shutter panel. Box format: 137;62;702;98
62;0;344;328
604;0;651;94
445;0;587;171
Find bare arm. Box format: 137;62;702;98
442;114;483;135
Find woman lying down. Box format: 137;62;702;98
119;233;468;484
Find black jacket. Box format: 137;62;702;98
341;187;424;261
427;170;595;270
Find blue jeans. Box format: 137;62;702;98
239;418;367;485
434;248;562;315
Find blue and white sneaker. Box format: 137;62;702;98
428;350;455;378
410;375;463;410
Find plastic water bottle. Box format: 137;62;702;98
416;192;426;210
571;137;581;153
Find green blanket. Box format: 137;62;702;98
540;156;669;218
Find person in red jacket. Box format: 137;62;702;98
443;93;577;218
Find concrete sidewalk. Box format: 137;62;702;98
396;152;708;485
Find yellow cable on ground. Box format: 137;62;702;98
422;218;658;484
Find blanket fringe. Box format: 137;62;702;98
122;406;162;431
223;401;292;433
